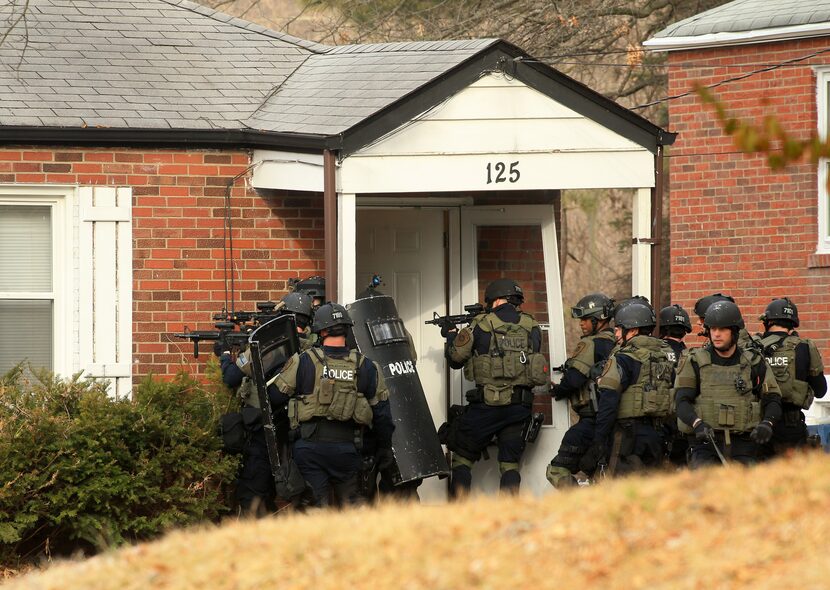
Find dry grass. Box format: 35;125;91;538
6;452;830;590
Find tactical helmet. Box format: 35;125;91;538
571;292;614;320
280;292;313;321
311;302;353;333
614;295;650;317
693;293;734;319
759;297;799;328
614;302;656;330
484;278;524;304
659;304;692;333
293;275;326;300
703;300;743;330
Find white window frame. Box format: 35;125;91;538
815;67;830;254
0;185;74;376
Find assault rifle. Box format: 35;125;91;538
212;300;281;327
174;321;251;358
424;303;485;328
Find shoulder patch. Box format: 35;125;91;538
571;341;587;359
454;328;472;347
599;358;613;379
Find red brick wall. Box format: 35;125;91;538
667;38;830;353
0;147;324;378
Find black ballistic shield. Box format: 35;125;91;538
347;294;449;484
248;315;307;500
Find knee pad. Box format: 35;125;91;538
545;464;576;489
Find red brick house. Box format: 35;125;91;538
1;0;674;496
645;0;830;422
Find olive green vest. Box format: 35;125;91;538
568;330;616;411
465;312;547;406
689;347;762;433
287;348;374;429
760;333;812;409
615;336;675;419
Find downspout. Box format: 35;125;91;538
651;144;664;322
324;149;338;302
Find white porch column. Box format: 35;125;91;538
631;187;652;297
337;192;357;304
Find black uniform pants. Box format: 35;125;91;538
688;430;759;468
550;417;595;473
236;429;275;510
292;439;362;507
609;419;664;476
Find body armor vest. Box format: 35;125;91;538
570;330;616;411
465;312;547;406
616;336;675;419
690;348;762;433
288;348;374;429
760;333;812;409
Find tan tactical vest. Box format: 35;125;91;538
689;348;762;433
760;333;812;409
287;348;374;429
614;336;675;419
568;330;616;411
465;312;547;406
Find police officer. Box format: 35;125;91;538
693;292;756;349
658;303;693;466
757;298;826;454
272;303;394;507
444;279;546;495
216;291;315;516
659;304;692;363
579;302;675;477
292;275;326;313
545;292;616;489
674;300;782;467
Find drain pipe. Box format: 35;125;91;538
651;145;664;320
323;149;338;302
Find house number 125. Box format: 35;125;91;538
486;161;520;184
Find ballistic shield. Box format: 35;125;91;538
347;293;449;485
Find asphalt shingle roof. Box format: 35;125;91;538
651;0;830;40
0;0;495;136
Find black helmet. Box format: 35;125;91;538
693;293;734;319
659;304;692;333
280;292;313;320
311;302;353;333
614;302;656;330
703;300;743;330
614;295;650;317
293;275;326;300
484;279;524;304
571;293;614;320
760;297;799;328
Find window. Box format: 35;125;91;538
0;187;73;375
816;69;830;253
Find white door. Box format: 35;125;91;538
355;207;449;502
455;205;568;496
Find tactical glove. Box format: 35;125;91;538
750;420;774;444
213;341;225;358
578;442;606;474
439;319;457;339
375;447;396;473
693;420;714;442
550;385;569;401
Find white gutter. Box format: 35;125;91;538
644;21;830;52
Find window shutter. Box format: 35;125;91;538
79;186;133;398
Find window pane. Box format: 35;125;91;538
0;205;52;292
0;300;53;372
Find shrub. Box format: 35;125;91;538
0;363;238;567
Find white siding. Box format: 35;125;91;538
340;73;655;193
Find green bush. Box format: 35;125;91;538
0;363;238;567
